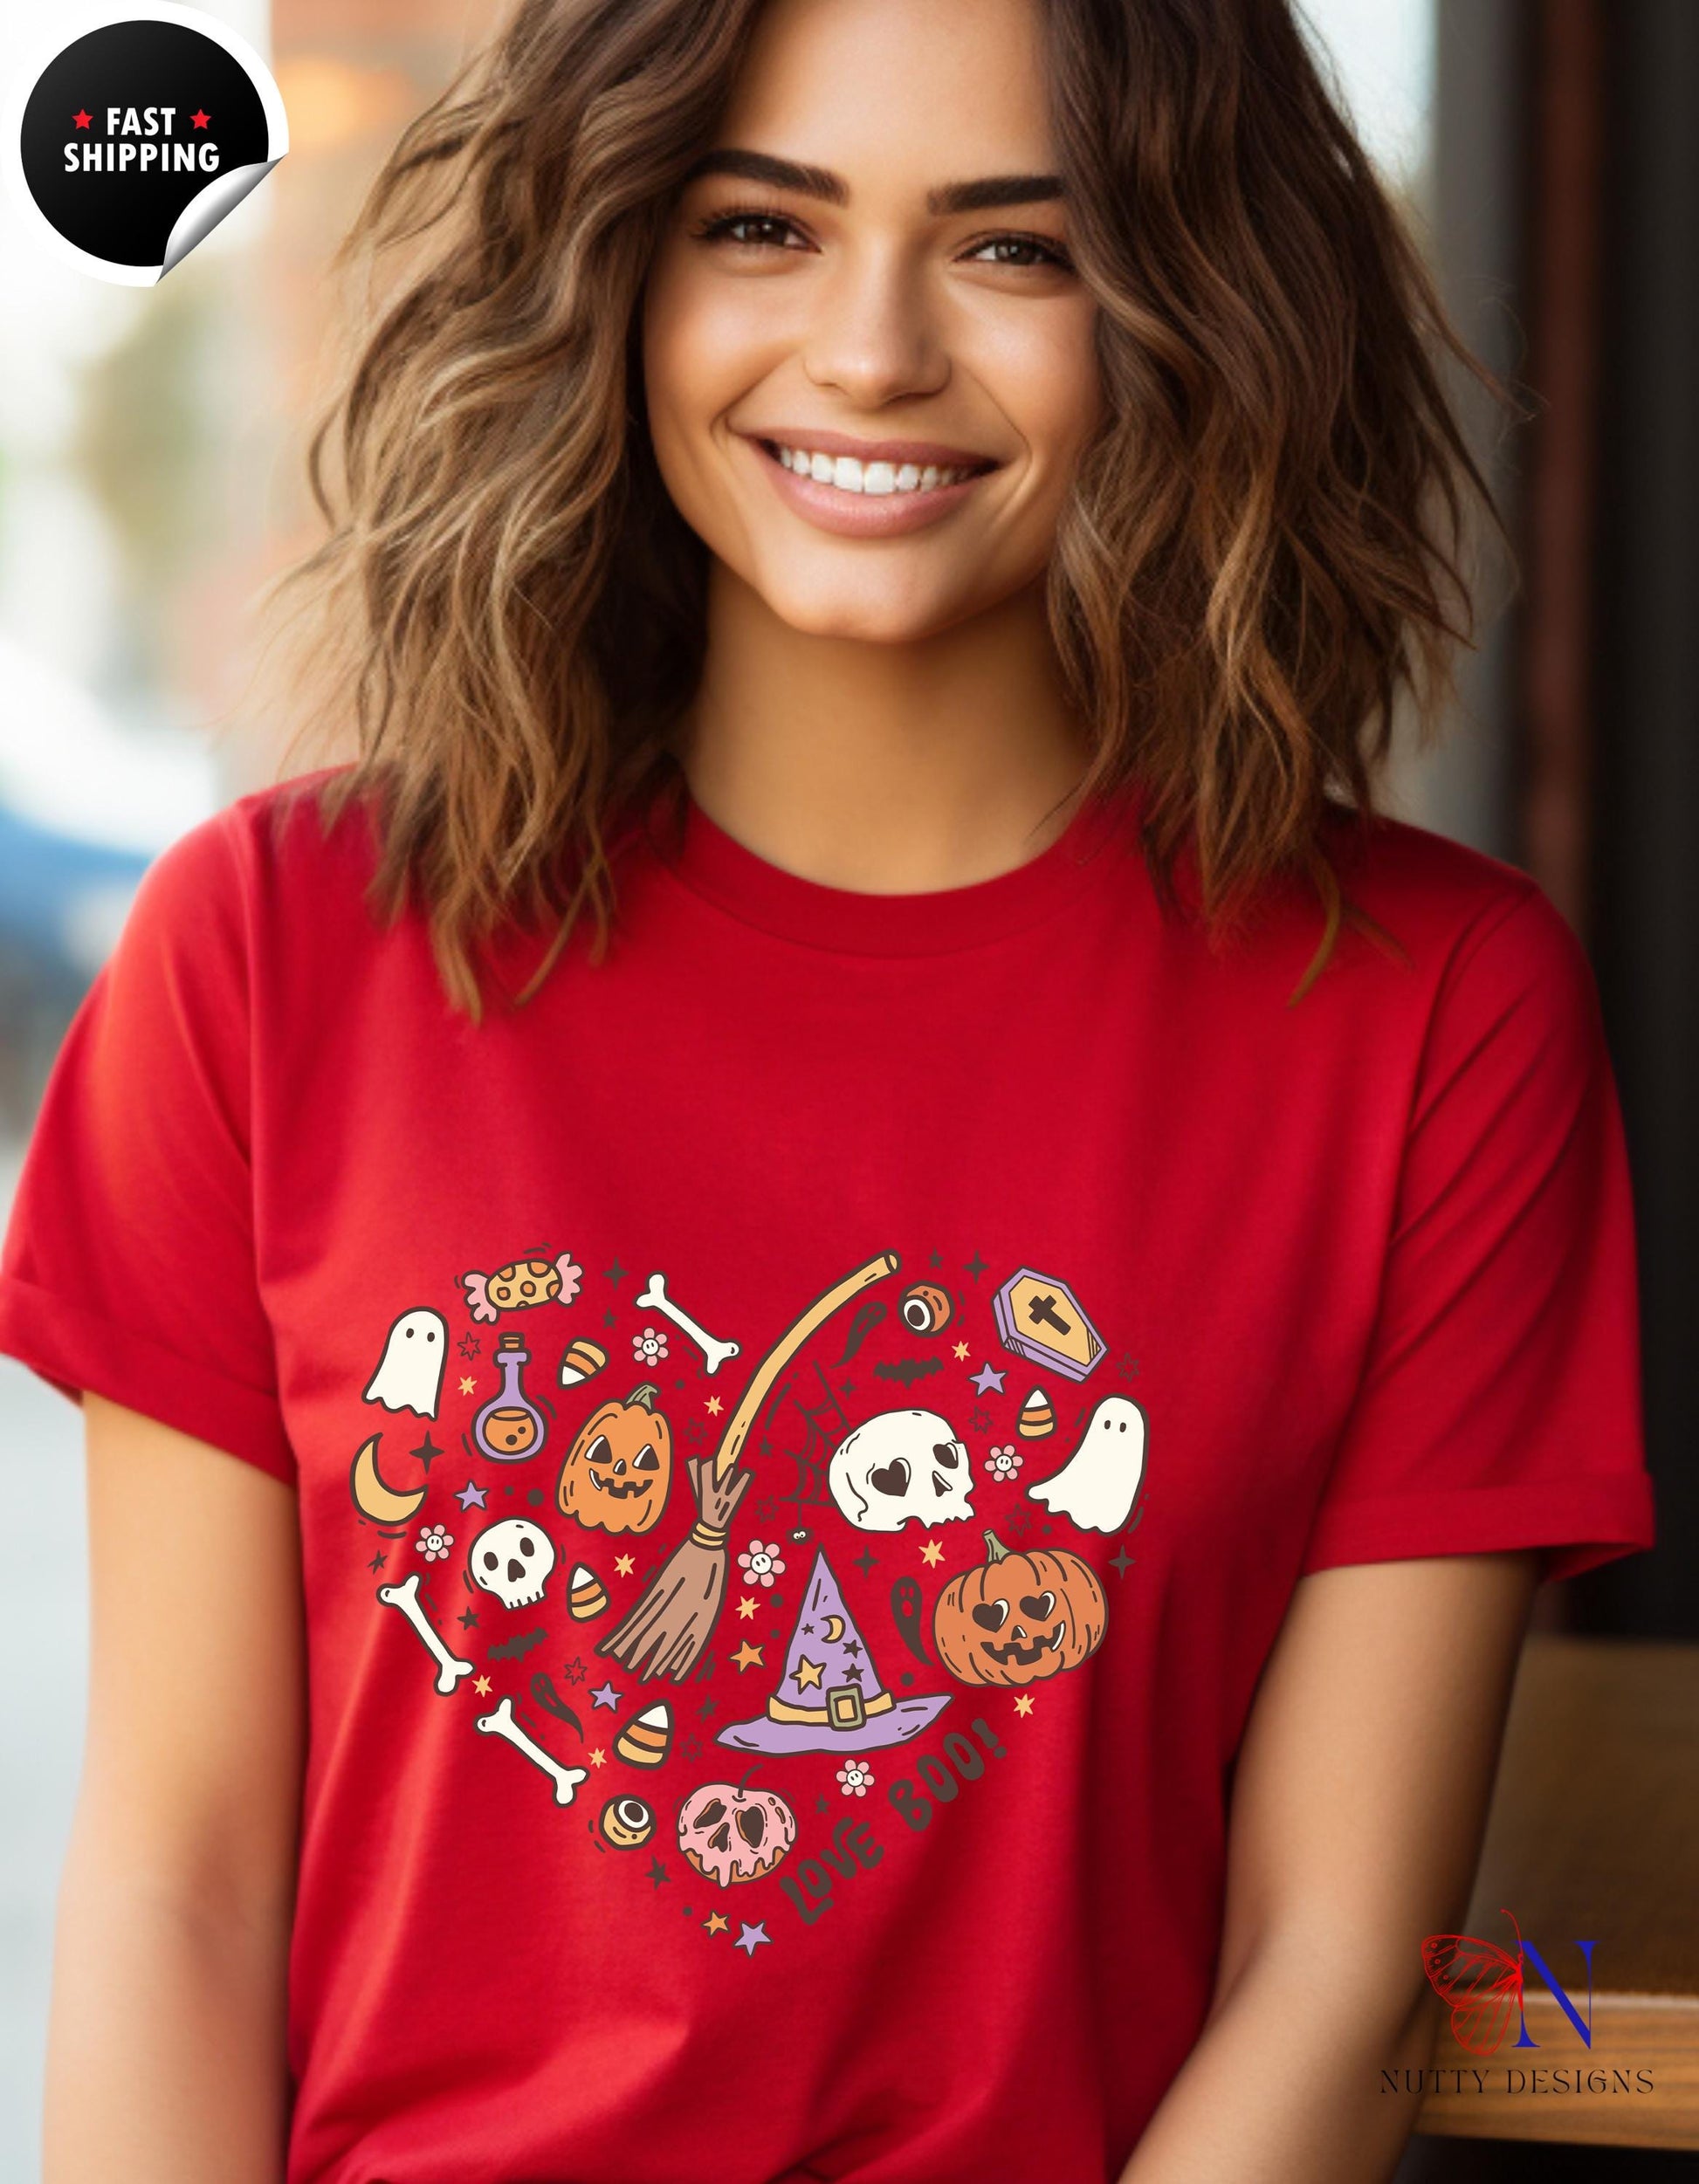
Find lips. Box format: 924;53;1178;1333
740;429;998;539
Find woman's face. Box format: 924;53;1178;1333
642;0;1103;645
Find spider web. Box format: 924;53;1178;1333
758;1359;845;1524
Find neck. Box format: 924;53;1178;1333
676;562;1093;892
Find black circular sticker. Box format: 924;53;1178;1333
3;6;286;284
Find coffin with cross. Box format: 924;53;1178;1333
992;1267;1105;1383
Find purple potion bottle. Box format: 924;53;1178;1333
473;1332;546;1460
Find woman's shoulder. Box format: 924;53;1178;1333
1324;797;1532;914
1314;801;1604;1064
138;764;382;923
1320;799;1572;971
97;767;391;1024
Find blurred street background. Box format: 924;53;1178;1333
1;0;1694;2175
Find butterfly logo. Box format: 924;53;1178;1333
1420;1907;1525;2056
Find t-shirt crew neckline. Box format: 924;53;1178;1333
657;784;1139;958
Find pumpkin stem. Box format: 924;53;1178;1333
626;1383;660;1411
982;1529;1010;1562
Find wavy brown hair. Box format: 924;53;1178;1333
283;0;1521;1014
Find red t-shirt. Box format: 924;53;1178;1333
0;770;1654;2183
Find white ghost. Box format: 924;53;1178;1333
363;1308;448;1418
1026;1395;1146;1532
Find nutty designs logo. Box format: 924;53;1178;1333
3;5;286;284
1422;1909;1595;2055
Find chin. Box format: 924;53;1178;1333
753;563;982;647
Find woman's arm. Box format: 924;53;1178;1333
44;1395;305;2184
1119;1549;1539;2184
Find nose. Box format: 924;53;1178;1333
801;242;948;409
506;1559;526;1583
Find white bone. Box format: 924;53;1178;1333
475;1696;588;1806
377;1573;475;1694
635;1272;739;1375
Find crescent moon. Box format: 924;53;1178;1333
822;1613;845;1643
349;1432;427;1524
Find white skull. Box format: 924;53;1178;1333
828;1408;974;1532
468;1517;555;1608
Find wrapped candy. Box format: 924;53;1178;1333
462;1250;582;1325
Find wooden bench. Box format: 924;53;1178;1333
1417;1635;1699;2151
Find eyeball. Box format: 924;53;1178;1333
598;1795;657;1850
899;1282;953;1336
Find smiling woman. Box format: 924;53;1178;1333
0;2;1655;2182
282;0;1507;1004
645;10;1101;622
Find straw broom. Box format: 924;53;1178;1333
596;1252;898;1682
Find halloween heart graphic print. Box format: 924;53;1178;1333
354;1244;1145;1933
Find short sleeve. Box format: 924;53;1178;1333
1300;884;1654;1584
0;808;292;1483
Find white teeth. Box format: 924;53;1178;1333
774;444;976;495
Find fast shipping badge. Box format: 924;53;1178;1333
3;4;287;284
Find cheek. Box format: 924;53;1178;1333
967;299;1104;497
643;256;781;510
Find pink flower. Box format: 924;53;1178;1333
737;1541;786;1587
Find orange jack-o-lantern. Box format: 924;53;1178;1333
555;1383;672;1534
932;1528;1107;1686
677;1775;796;1888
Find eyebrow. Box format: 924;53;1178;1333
680;148;1064;216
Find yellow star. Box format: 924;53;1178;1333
704;1911;729;1934
794;1654;824;1690
473;1674;492;1695
458;1376;477;1395
588;1747;607;1767
953;1340;970;1360
1014;1693;1035;1716
919;1538;944;1567
732;1640;764;1672
614;1553;635;1576
736;1595;758;1619
705;1396;723;1416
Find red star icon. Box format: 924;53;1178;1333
72;110;92;129
190;108;210;128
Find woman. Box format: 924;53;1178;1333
0;0;1655;2178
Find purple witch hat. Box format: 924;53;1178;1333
716;1548;951;1756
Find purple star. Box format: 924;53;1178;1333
590;1679;622;1711
733;1920;771;1957
971;1362;1006;1395
455;1480;487;1511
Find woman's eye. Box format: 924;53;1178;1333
966;233;1072;271
693;210;806;252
